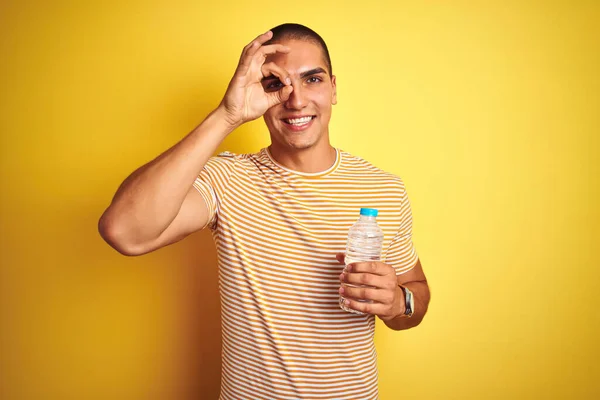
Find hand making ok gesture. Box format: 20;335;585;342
220;30;294;128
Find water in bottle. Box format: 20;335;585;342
340;208;384;314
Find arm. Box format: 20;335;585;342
338;255;431;331
384;259;430;330
98;109;233;256
98;30;294;256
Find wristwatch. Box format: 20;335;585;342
399;285;414;318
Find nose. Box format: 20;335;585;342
284;81;308;110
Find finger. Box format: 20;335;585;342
259;43;291;57
237;31;274;74
345;261;393;276
261;62;291;84
245;30;274;57
335;253;345;265
261;62;293;107
339;285;394;304
266;85;293;108
341;272;396;291
340;297;391;316
238;43;290;77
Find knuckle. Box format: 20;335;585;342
367;288;375;298
385;292;394;303
370;262;377;272
360;274;370;285
243;42;257;53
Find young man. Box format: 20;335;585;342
99;23;430;400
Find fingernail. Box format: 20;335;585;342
339;287;345;294
285;77;291;85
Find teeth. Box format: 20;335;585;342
286;116;313;125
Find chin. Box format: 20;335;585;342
286;139;316;150
281;134;323;150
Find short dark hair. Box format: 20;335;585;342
266;23;333;76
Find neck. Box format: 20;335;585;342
267;143;337;174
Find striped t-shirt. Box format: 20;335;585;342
193;147;418;400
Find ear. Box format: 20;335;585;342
331;75;337;105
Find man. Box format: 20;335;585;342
99;23;430;400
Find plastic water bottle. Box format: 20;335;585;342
340;208;384;314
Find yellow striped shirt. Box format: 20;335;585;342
193;147;418;400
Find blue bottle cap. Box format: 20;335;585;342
360;208;378;217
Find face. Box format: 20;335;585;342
262;39;337;152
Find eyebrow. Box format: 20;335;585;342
261;67;328;82
300;67;327;78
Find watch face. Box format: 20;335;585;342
404;287;414;316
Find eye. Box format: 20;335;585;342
307;76;322;84
265;80;283;91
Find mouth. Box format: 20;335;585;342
281;115;316;131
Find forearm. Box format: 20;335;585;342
99;106;235;246
382;280;430;331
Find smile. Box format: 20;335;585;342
283;116;316;127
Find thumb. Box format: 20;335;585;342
336;252;345;265
267;85;293;108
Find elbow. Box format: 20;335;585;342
98;211;146;257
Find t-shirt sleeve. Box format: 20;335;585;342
383;181;419;275
192;153;237;230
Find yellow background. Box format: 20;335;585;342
1;1;598;399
